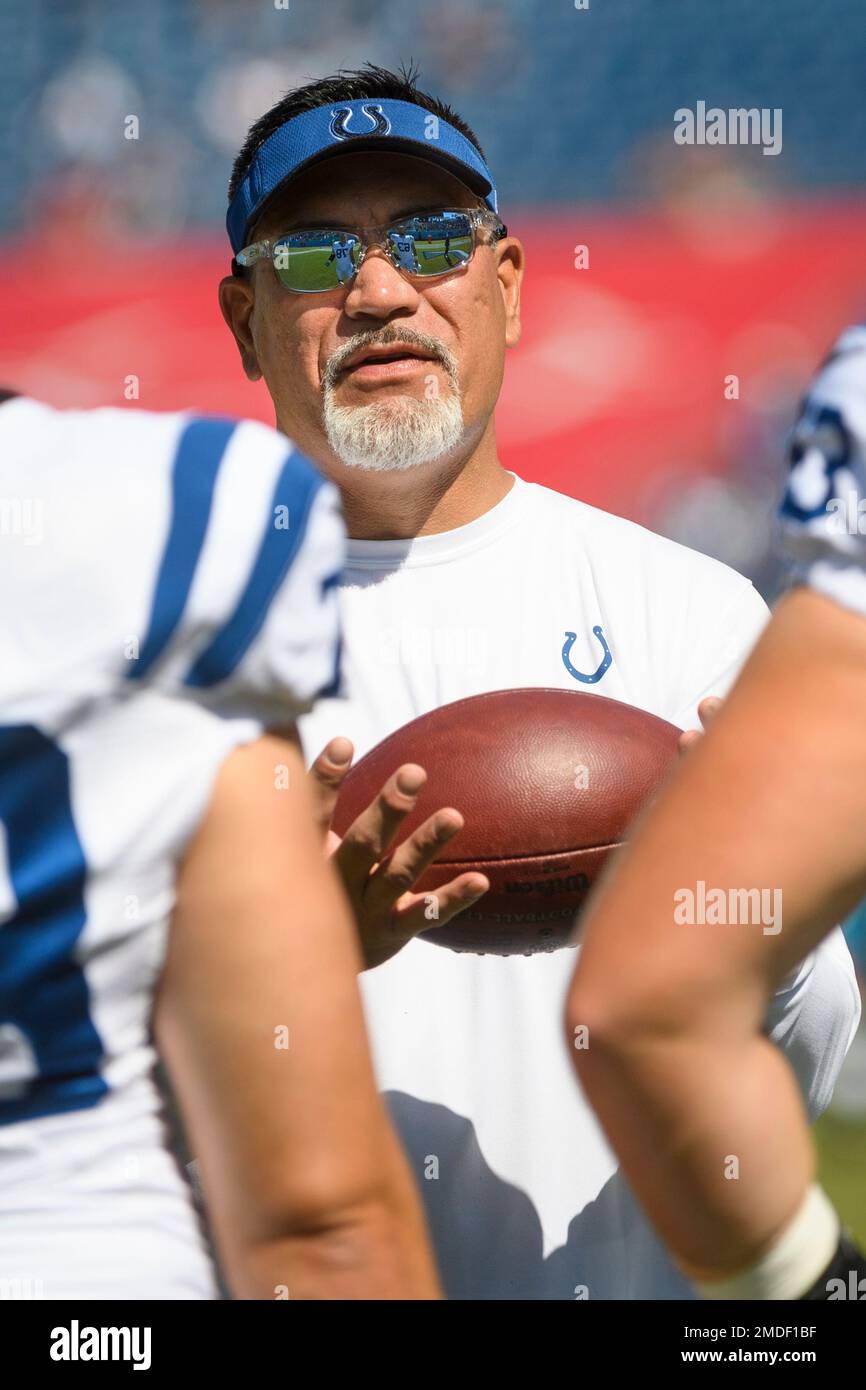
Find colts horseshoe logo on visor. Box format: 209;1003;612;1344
329;105;392;141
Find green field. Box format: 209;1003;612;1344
816;1110;866;1246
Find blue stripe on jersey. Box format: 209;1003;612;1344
0;725;107;1124
128;417;236;681
317;631;343;700
316;569;344;697
184;453;323;688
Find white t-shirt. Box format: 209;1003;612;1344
300;473;860;1301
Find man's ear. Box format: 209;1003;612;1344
218;274;262;381
495;236;524;349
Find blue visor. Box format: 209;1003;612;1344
227;98;498;254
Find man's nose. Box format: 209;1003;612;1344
343;248;421;319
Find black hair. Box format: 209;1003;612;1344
227;61;486;205
0;389;20;405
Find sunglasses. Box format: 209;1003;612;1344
234;207;508;294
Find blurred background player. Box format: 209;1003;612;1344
567;326;866;1299
0;393;439;1300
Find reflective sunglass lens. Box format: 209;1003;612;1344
394;214;474;276
273;233;361;291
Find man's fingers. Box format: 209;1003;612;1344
678;697;724;756
394;873;490;937
309;736;354;789
678;728;702;755
371;808;465;905
697;696;723;731
308;737;354;833
335;764;427;893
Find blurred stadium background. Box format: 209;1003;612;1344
2;0;864;1245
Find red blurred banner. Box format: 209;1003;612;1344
2;201;865;519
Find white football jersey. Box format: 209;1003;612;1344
299;473;860;1300
780;323;866;614
0;398;343;1298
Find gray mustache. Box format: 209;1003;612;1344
322;327;458;392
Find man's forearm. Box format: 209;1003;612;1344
228;1185;441;1300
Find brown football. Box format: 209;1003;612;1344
332;687;681;956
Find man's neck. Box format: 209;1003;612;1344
288;416;513;540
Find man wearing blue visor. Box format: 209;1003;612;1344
219;63;858;1300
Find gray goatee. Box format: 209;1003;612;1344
322;327;464;472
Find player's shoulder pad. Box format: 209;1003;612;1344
778;326;866;614
780;327;866;538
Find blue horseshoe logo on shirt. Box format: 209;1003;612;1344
562;625;613;684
